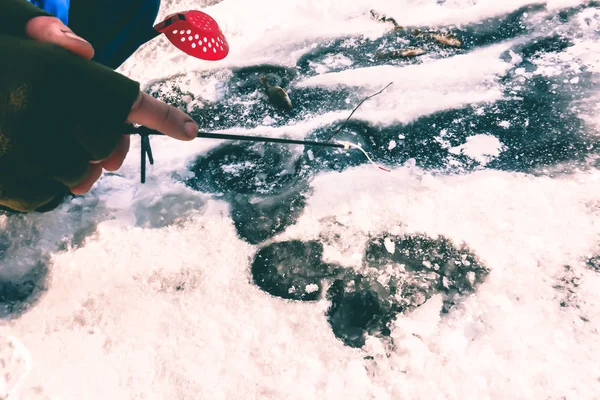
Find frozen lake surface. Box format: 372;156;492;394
2;0;600;398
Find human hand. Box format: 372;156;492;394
24;16;198;195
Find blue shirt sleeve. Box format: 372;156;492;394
27;0;70;25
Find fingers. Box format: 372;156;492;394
25;16;94;59
101;135;131;171
127;92;198;141
69;163;103;195
67;135;130;194
68;91;200;196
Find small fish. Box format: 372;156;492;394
430;33;462;47
260;76;292;111
376;47;426;59
398;48;426;57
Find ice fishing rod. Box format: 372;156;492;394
131;125;388;183
134;126;347;149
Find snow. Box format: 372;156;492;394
449;134;505;165
296;44;514;126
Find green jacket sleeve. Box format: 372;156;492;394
0;0;51;37
0;35;141;212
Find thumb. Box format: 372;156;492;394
127;92;198;141
25;16;94;59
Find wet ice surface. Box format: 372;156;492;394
2;0;600;398
250;234;489;348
